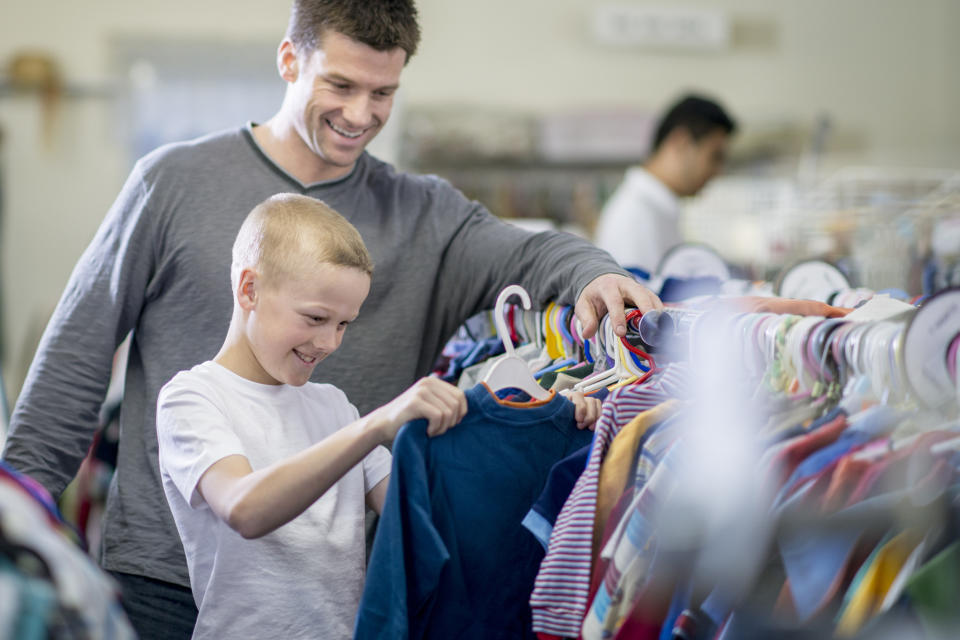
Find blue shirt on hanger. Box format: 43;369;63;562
354;384;593;640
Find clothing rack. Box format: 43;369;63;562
526;287;960;640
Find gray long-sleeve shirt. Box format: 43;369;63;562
3;124;627;586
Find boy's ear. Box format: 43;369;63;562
237;268;259;311
277;39;299;83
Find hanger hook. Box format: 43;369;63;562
494;285;532;358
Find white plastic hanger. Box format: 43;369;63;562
482;285;552;400
574;318;637;393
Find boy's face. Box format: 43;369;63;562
244;263;371;386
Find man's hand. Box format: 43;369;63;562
575;273;663;340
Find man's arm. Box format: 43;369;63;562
2;164;156;498
433;195;661;340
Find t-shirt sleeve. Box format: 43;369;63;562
321;387;393;492
362;445;392;494
156;378;246;508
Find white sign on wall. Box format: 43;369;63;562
593;5;730;51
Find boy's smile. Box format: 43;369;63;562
238;263;371;386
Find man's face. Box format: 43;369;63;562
245;264;371;387
680;129;730;196
287;31;406;174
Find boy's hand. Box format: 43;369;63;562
560;390;603;430
373;377;468;440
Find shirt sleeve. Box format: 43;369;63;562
362;445;392;494
3;162;158;498
322;388;392;492
431;185;630;320
156;378;246;508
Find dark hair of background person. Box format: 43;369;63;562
651;94;738;152
287;0;422;60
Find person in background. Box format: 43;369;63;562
2;1;660;638
594;94;737;274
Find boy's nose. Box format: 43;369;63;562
312;328;338;352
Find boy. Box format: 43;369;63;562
157;193;602;638
156;193;468;639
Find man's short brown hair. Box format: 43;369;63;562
287;0;421;60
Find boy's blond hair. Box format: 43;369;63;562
231;193;373;290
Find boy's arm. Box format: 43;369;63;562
365;476;390;515
197;377;466;539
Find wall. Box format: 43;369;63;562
1;0;959;403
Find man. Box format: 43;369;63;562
2;2;660;638
594;94;737;274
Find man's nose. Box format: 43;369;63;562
342;93;372;127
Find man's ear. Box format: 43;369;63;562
237;268;259;311
277;39;299;83
666;126;695;152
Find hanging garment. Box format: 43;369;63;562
354;383;593;640
530;369;687;638
522;444;591;551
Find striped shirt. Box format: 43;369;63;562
530;364;688;636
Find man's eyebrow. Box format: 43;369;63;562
322;73;399;92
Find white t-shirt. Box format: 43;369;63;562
594;166;682;274
156;361;392;640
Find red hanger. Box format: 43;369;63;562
622;309;656;385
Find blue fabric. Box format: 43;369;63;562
355;384;593;640
778;525;860;622
774;406;899;515
773;431;873;507
659;580;692;640
521;444;591;549
777;486;931;624
762;406;847;451
520;510;554;553
846;405;901;437
440;337;505;382
658;276;723;303
807;406;847;433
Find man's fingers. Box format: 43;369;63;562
603;290;627;337
574;296;600;341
